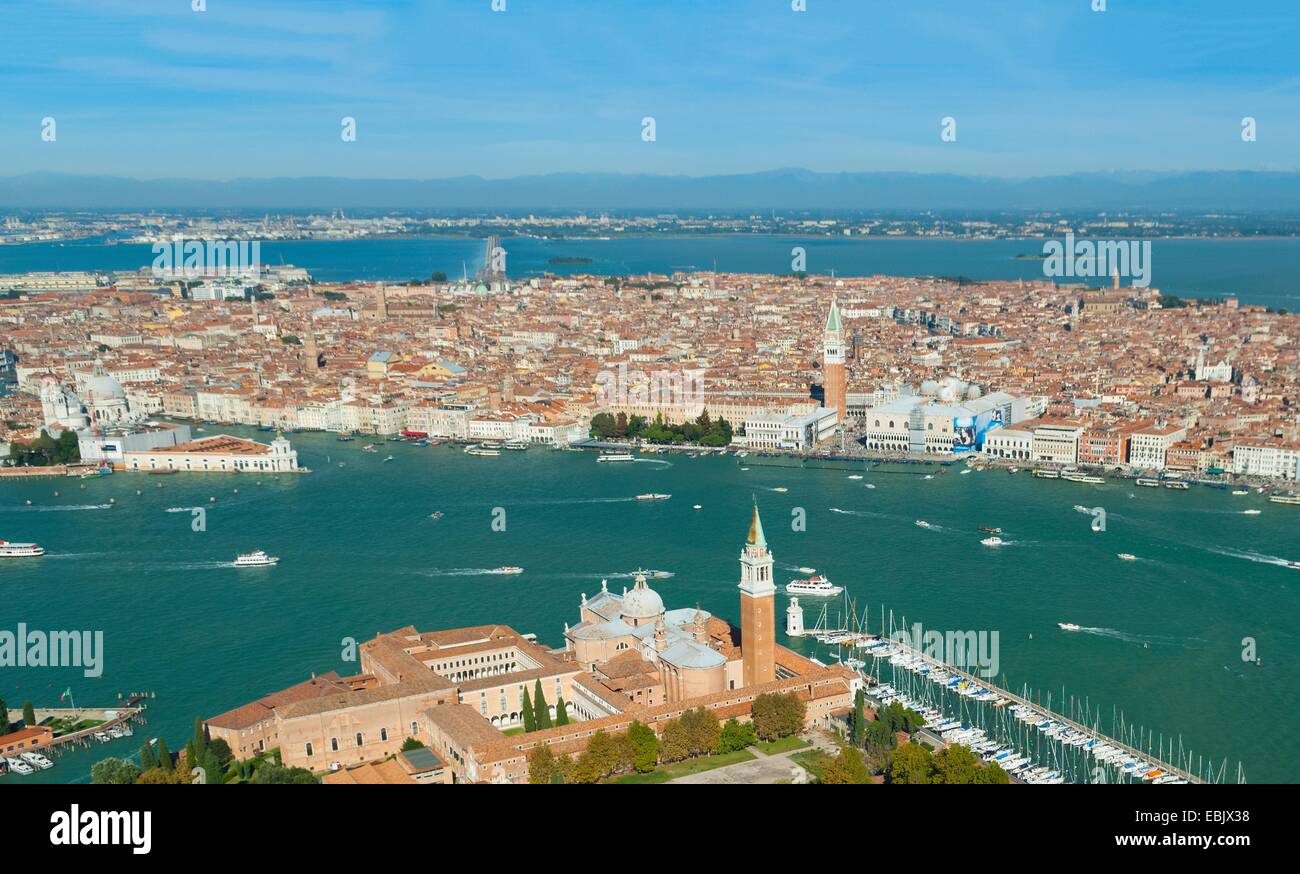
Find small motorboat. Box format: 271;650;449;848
979;526;1002;534
980;536;1004;547
430;511;444;520
1117;553;1137;561
1058;622;1082;632
914;519;933;529
490;566;524;575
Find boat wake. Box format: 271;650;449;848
829;507;906;523
1206;546;1296;570
164;506;203;513
632;458;673;466
1075;626;1205;648
415;568;508;577
2;503;112;512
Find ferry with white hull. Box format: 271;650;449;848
785;574;843;597
597;452;635;463
0;540;45;558
234;550;279;567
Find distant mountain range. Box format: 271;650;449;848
4;169;1300;211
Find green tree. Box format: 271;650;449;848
252;763;318;784
974;762;1011;784
555;696;569;726
521;688;535;733
851;689;865;746
400;737;425;751
0;699;8;735
718;718;758;754
21;701;35;728
626;721;659;772
680;707;721;756
751;692;805;741
931;744;980;784
91;757;143;785
533;680;552;730
208;738;233;771
821;747;871;784
659;718;692;763
888;742;933;784
155;738;173;772
139;741;157;771
528;744;556;784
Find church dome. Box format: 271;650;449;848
622;574;664;620
86;373;126;400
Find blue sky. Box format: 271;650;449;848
2;0;1298;179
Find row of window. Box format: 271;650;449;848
303;721;417;758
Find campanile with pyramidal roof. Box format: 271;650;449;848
738;502;776;687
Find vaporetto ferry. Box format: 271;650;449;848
0;540;45;558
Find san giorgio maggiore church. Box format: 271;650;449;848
205;505;858;784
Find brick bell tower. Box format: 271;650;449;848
738;501;776;687
823;297;846;423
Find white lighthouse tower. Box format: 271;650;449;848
785;597;805;637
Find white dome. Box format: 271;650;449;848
86;374;126;400
622;576;664;619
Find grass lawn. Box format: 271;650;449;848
611;749;756;784
790;749;834;782
502;727;525;737
755;736;809;755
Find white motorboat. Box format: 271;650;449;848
4;757;34;775
1058;622;1082;631
980;536;1004;546
1117;553;1137;561
19;751;53;770
490;566;524;575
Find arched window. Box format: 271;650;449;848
355;732;363;747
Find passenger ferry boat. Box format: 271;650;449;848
1163;480;1189;490
1135;477;1161;487
234;550;279;567
596;452;635;463
785;574;843;597
0;540;45;558
1061;472;1105;484
1032;469;1060;479
464;444;501;457
1268;494;1300;505
503;441;530;451
634;493;671;501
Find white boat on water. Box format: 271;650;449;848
692;504;702;510
772;486;788;492
1058;622;1082;631
1232;489;1250;496
796;566;816;574
1268;494;1300;505
234;550;279;567
785;574;843;597
0;540;45;558
20;751;53;770
4;757;34;775
597;452;635;463
634;493;671;501
980;536;1004;547
490;566;524;575
464;445;501;457
914;519;933;529
1117;553;1137;561
847;474;863;480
